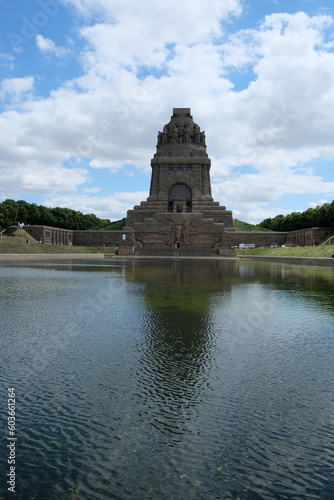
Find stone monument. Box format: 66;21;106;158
122;108;234;255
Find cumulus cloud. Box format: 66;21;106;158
44;190;148;220
213;168;334;205
1;2;334;221
309;199;330;208
0;76;34;103
35;34;68;56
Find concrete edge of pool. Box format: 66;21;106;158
0;253;334;266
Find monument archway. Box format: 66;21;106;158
168;183;192;213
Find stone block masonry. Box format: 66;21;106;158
72;229;135;247
24;225;73;245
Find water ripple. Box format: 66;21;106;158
1;260;334;499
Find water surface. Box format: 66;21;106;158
1;258;334;499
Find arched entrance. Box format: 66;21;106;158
167;183;192;213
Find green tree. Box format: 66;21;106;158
0;199;19;227
259;218;273;230
16;200;30;224
0;199;110;229
259;201;334;231
270;214;285;231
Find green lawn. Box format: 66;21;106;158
235;245;334;258
1;236;333;258
0;236;117;254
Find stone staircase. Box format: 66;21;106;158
135;246;217;257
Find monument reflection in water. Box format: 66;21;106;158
0;258;334;500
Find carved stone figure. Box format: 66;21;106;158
174;223;183;242
162;126;168;144
184;125;190;143
194;125;201;145
172;125;178;143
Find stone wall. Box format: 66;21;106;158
286;227;334;246
24;225;73;245
72;229;135;247
132;213;226;249
21;224;334;254
220;231;288;248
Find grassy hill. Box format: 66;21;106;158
233;219;270;232
236;246;334;258
92;218;126;230
0;236;116;254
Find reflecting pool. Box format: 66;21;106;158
1;258;334;499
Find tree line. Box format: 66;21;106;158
0;199;109;230
2;198;334;233
259;200;334;232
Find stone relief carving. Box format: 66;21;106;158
172;125;178;143
184;125;190;143
194;125;201;145
156;120;206;148
173;223;185;243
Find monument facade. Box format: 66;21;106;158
122;108;235;254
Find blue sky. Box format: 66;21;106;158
1;0;334;223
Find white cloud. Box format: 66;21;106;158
0;76;34;102
61;0;242;82
309;199;330;208
82;187;101;193
44;191;148;220
212;167;334;215
35;34;68;57
1;4;334;223
232;205;293;226
62;0;242;36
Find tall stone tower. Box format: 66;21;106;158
123;108;234;255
